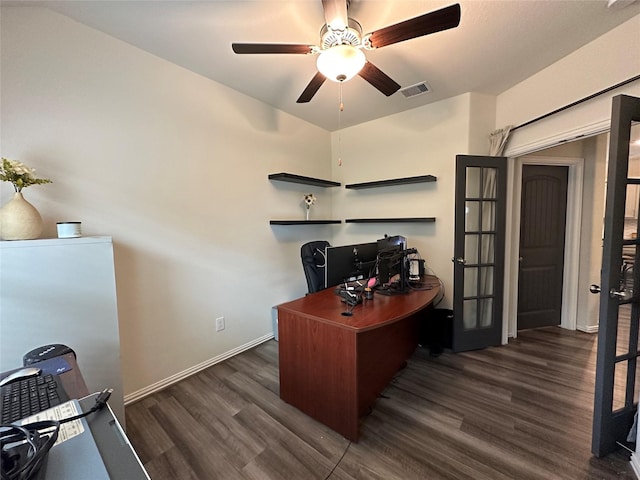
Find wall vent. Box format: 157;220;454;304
400;81;430;99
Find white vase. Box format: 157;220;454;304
0;192;44;240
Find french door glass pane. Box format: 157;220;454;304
479;298;493;328
482;201;496;231
616;305;631;356
463;299;477;330
480;267;494;296
464;267;478;297
465;234;479;264
634;358;640;405
483;168;498;199
466;201;480;231
613;361;627;411
481;234;495;264
466;167;481;198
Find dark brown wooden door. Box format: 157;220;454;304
517;165;568;330
453;155;507;352
592;94;640;457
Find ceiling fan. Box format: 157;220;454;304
231;0;461;103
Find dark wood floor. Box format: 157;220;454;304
125;327;635;479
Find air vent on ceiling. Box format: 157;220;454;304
607;0;637;8
400;81;430;99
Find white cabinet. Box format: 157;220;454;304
0;236;124;424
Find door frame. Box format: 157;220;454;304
504;156;584;340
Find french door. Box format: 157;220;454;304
453;155;507;352
592;94;640;457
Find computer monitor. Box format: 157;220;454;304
325;242;378;288
376;235;413;294
377;235;407;253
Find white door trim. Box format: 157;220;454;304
505;120;609;159
503;156;584;341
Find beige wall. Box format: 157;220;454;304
1;7;332;398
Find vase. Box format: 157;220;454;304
306;208;310;221
0;192;44;240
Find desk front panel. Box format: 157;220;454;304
357;309;427;416
278;310;360;440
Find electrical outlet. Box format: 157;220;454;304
215;316;225;332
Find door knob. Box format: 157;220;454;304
610;289;625;299
453;257;466;265
589;284;601;294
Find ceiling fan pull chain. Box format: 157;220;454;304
338;82;343;166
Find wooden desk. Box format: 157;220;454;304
277;278;440;442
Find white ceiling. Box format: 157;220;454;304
4;0;640;132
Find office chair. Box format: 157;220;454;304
301;240;330;294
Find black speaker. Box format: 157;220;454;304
420;309;453;356
23;344;75;366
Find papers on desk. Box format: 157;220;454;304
19;400;84;446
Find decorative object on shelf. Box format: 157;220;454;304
57;221;82;239
0;193;44;240
303;193;316;221
0;158;52;240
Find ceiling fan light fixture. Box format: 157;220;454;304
316;45;366;83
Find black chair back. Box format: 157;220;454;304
301;241;330;294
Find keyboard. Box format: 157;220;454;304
0;373;70;424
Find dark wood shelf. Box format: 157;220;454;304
345;175;437;189
270;220;342;225
269;173;340;188
345;217;436;224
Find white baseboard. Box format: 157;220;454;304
123;333;274;405
631;452;640;479
577;324;599;334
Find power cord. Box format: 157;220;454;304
323;441;351;480
0;421;58;480
1;389;113;480
57;389;113;425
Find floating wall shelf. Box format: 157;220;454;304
270;220;342;226
269;173;341;188
269;173;437;226
345;174;437;189
345;218;436;224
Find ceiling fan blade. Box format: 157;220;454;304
367;3;461;49
322;0;349;31
297;72;327;103
232;43;314;54
358;62;401;97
